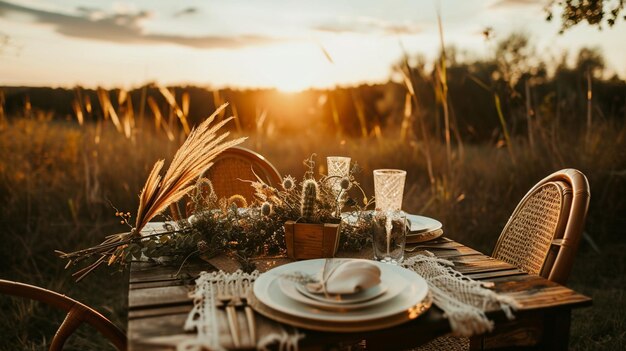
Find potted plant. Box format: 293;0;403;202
250;155;370;259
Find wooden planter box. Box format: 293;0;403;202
284;221;341;259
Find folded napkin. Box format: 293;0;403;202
306;260;381;295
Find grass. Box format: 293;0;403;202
0;114;625;350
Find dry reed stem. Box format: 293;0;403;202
72;99;84;126
351;91;369;138
96;88;123;133
231;103;243;134
159;86;190;135
398;41;435;187
148;96;175;141
436;7;453;174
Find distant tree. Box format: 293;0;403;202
545;0;625;33
495;32;536;90
575;47;605;77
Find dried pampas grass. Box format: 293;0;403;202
57;103;245;281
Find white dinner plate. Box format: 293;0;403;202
253;259;429;323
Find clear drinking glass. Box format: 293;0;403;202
373;169;406;212
327;156;351;180
372;210;407;264
327;156;351;214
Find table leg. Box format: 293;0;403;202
538;308;571;351
476;308;573;350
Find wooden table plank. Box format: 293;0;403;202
129;262;207;284
129;304;193;320
465;269;526;280
128;312;189;351
129;285;193;309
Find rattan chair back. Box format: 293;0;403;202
170;146;281;220
0;279;127;350
492;168;590;285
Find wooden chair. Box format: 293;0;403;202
418;169;590;350
0;279;127;350
170;146;282;220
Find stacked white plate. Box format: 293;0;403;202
251;259;431;332
341;211;443;243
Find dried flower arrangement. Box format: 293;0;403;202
56;104;245;281
57;113;373;279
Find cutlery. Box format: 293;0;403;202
216;279;241;348
239;277;257;345
405;245;459;252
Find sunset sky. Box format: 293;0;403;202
1;0;624;91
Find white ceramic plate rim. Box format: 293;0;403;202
253;259;429;322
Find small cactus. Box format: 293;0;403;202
301;179;318;221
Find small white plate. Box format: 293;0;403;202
341;211;442;234
279;279;394;310
295;283;388;305
254;259;429;323
406;214;442;234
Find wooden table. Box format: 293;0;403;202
127;237;591;350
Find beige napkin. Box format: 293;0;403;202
306;260;381;295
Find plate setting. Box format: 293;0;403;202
251;258;431;331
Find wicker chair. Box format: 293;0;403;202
170;146;282;220
492;168;590;284
0;279;126;350
417;168;590;350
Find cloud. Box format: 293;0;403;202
490;0;543;8
314;17;422;35
0;1;278;49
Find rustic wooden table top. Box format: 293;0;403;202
127;236;592;350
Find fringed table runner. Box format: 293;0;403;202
180;253;517;350
402;252;516;337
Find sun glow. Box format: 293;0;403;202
234;42;333;92
273;78;313;93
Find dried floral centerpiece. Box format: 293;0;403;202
58;109;373;278
251;155;372;259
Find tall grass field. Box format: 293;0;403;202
1;39;625;349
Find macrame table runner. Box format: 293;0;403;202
180;252;517;350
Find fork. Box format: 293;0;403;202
239;277;257;345
216;279;241;348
